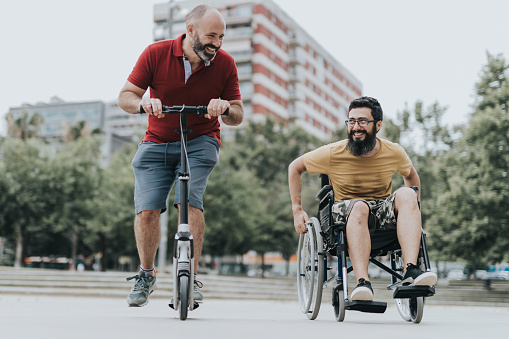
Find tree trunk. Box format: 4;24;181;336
70;225;78;271
14;228;23;268
260;253;266;278
100;233;106;272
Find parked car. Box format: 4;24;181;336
487;270;509;280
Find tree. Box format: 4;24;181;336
217;119;322;276
83;142;139;270
428;52;509;274
5;110;42;140
1;110;45;267
202;144;264;257
45;136;103;270
0;138;54;267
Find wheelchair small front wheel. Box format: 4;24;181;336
178;275;190;320
333;288;345;322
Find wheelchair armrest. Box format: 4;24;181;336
315;185;333;201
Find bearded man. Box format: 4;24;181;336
118;4;243;307
288;96;436;301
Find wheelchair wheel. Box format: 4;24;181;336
333;288;345;322
296;217;324;320
396;297;424;323
393;251;424;323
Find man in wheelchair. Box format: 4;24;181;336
288;96;437;302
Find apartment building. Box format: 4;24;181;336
153;0;362;139
7;97;147;162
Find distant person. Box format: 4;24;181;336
288;96;437;301
118;4;243;307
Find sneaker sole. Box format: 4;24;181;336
351;287;373;301
414;273;437;286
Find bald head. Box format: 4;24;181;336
186;4;225;29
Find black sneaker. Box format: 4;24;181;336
402;264;437;286
126;270;157;307
351;278;373;301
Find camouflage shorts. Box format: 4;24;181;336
331;190;400;233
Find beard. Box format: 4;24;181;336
191;34;220;62
346;126;377;156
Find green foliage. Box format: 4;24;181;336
84;142;139;269
3;52;507;273
5;109;42;140
427;52;509;267
203;119;322;272
393;100;453;239
203;144;263;256
0;138;53;265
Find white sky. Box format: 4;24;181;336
2;0;509;135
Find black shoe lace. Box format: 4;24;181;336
194;280;203;289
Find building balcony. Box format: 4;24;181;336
289;31;306;47
289;69;305;83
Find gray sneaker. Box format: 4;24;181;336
126;270;157;307
193;280;203;302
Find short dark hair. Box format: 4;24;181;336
348;96;383;121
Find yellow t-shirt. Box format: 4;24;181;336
303;138;413;201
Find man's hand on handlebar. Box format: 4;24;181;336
205;99;230;119
140;98;165;118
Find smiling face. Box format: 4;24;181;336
189;10;225;62
346;107;380;156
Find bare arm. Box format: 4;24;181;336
288;156;310;234
205;99;243;126
403;165;421;200
118;80;165;118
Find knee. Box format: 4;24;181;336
348;202;370;226
136;209;160;225
395;187;419;209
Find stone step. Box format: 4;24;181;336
1;267;508;306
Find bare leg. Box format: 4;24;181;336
177;204;205;272
346;201;371;282
134;209;161;269
394;188;422;268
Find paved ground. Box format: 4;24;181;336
1;295;507;339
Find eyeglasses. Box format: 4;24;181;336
345;119;378;127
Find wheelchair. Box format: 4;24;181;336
297;175;435;323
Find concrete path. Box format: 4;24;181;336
1;295;507;339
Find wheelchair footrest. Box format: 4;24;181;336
344;300;387;313
393;285;435;299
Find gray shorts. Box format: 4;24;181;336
132;135;219;214
331;189;412;232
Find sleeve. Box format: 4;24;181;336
302;144;331;175
397;145;413;177
220;57;241;101
127;45;153;90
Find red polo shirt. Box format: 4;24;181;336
128;34;241;145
